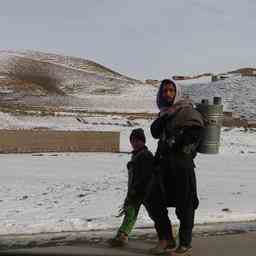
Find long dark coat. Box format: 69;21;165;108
150;105;204;209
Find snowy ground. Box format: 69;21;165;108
0;119;256;236
0;71;256;236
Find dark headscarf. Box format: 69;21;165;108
156;79;183;110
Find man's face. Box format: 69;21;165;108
130;138;144;151
162;83;176;104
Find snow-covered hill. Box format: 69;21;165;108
0;50;142;97
181;75;256;119
0;50;256;120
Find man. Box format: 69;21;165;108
145;79;204;255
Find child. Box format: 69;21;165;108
108;128;154;247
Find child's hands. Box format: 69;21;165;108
116;207;125;217
116;204;128;217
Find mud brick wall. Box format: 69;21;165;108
0;130;120;153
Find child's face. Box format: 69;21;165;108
130;138;144;151
162;83;176;104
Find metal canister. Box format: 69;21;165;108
196;97;223;154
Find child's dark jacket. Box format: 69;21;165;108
125;146;154;206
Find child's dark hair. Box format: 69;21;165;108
129;128;146;143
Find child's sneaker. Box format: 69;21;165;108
172;245;192;255
107;232;128;247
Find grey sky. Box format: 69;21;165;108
1;0;256;79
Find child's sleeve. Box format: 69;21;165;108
131;152;154;198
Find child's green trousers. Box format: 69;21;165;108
118;204;141;236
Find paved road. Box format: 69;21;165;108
1;231;256;256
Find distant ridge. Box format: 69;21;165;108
171;67;256;82
228;67;256;75
7;49;141;83
0;50;149;114
0;49;142;96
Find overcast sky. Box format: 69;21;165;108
1;0;256;79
